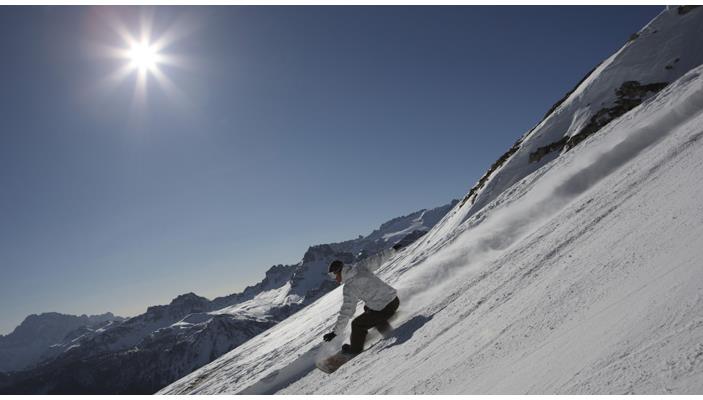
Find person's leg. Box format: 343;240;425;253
349;311;384;353
349;297;400;352
381;297;399;317
375;297;400;334
376;321;392;336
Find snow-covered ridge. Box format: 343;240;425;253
159;7;703;394
460;6;703;219
0;312;122;373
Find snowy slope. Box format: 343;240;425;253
159;8;703;395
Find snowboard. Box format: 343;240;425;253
315;351;357;374
316;321;396;374
315;330;394;374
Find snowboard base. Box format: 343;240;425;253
315;352;356;374
316;326;395;374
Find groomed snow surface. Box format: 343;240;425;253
159;61;703;395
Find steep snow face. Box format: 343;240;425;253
278;65;703;395
159;13;703;396
368;5;703;301
435;7;703;246
211;283;296;319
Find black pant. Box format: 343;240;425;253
350;296;399;353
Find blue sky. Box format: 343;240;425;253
0;6;661;334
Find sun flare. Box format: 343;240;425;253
92;8;197;114
128;42;158;72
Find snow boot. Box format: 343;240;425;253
341;344;360;356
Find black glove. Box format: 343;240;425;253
323;332;336;342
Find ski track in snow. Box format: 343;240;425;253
158;17;703;394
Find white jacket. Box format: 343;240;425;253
332;264;398;335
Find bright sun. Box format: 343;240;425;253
128;42;158;71
93;8;196;113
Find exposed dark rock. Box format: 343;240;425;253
142;293;209;323
394;229;428;250
665;57;680;70
542;63;601;121
565;81;668;150
529;80;668;163
678;5;700;15
614;81;668;100
460;63;603;210
460;135;524;208
302;244;353;264
529;136;568;163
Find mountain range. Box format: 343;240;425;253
0;200;456;394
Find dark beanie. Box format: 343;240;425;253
328;260;344;274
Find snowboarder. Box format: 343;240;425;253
322;259;400;355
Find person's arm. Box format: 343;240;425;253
333;284;359;335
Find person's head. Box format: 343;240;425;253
328;260;344;284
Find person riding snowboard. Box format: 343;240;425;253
322;258;400;355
